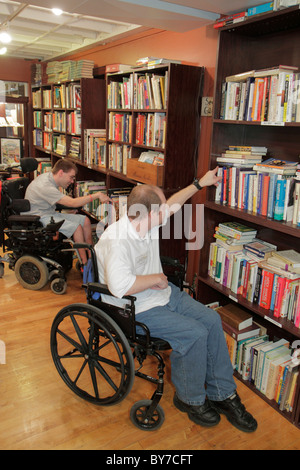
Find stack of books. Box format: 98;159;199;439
266;250;300;275
216;145;266;167
220;65;300;123
138;151;164;166
46;60;94;82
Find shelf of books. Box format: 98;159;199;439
199;6;300;428
31;77;105;163
106;63;204;191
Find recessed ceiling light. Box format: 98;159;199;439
52;8;63;16
0;47;7;55
0;32;11;44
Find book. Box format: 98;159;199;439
217;221;257;238
247;2;274;16
271;250;300;268
222;320;261;341
216;303;253;330
267;250;300;274
253;65;298;77
253;158;298;175
106;63;133;73
243;239;277;259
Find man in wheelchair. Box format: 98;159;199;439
94;168;257;433
23;159;111;267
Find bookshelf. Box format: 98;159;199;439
105;63;204;193
198;7;300;429
32;77;105;161
0;96;29;162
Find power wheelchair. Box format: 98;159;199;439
50;243;194;430
0;158;73;294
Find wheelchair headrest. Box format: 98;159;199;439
3;177;29;200
20;158;38;173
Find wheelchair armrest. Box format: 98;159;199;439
86;282;136;302
56;203;83;212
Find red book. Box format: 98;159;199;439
261;174;270;216
259;269;274;309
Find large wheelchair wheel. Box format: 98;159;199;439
14;255;49;290
50;304;135;406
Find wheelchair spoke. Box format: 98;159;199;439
70;314;88;351
88;362;100;399
56;328;83;353
74;358;88;385
93;358;118;392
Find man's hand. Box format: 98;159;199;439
199;166;222;188
150;273;169;290
94;191;112;204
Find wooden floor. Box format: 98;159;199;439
1;262;300;451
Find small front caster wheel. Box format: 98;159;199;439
130;400;165;430
50;277;67;295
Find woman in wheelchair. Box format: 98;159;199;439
23;159;111;266
94;169;257;433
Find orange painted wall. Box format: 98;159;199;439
0;56;33;83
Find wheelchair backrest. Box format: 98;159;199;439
3;176;29;202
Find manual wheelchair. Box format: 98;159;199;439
0;157;73;294
50;243;194;430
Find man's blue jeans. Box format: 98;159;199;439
137;283;236;406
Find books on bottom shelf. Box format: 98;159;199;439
207;302;299;412
208;225;300;327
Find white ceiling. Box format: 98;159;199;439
0;0;262;61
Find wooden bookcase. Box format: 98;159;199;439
0;96;29;161
105;63;204;192
32;77;105;161
198;6;300;428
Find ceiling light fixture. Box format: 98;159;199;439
52;8;63;16
0;31;11;44
0;47;7;55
